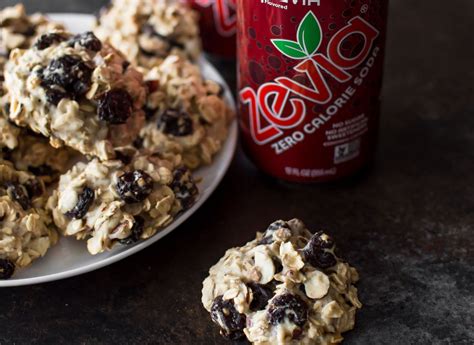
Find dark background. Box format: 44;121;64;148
1;0;473;344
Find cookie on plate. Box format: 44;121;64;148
1;129;78;184
48;151;198;255
0;5;78;182
4;30;146;160
202;219;362;344
0;4;65;81
94;0;201;70
138;55;234;169
0;161;58;279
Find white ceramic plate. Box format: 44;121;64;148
0;14;237;287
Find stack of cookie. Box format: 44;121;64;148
0;2;234;279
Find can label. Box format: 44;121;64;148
190;0;237;57
237;1;388;182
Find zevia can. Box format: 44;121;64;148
189;0;237;57
237;0;388;182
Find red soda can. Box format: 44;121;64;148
189;0;236;57
237;0;388;182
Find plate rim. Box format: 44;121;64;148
0;13;238;287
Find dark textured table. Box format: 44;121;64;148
1;0;473;344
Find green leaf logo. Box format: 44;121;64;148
271;11;322;60
271;39;308;59
297;11;322;56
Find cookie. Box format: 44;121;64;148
94;0;201;70
202;219;362;344
48;151;198;255
1;129;78;184
0;5;65;118
139;55;234;169
0;4;65;78
4;30;146;160
0;161;57;279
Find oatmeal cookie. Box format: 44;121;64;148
202;219;362;344
0;4;65;76
48;152;198;255
0;161;57;279
0;160;48;208
94;0;201;70
4;30;146;160
0;5;69;172
139;55;234;169
1;129;78;184
0;5;65;128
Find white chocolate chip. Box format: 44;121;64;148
304;270;330;299
254;249;275;284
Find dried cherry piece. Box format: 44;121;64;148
28;164;56;177
119;216;145;245
5;182;30;210
132;137;144;149
143;106;156;120
248;282;273;311
145;80;159;93
24;178;43;198
65;187;95;219
34;32;68;50
268;293;308;327
267;220;290;232
39;55;93;105
43;88;68;105
302;232;337;269
16;25;36;37
116;170;153;203
68;31;102;51
0;259;15;279
170;167;198;211
307;231;335;249
307;250;337;269
258;236;274;245
157;109;193;137
258;220;290;245
1;147;12;160
97;89;133;124
210;296;246;340
114;151;133;165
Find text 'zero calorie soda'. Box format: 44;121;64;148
189;0;237;57
237;0;388;182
